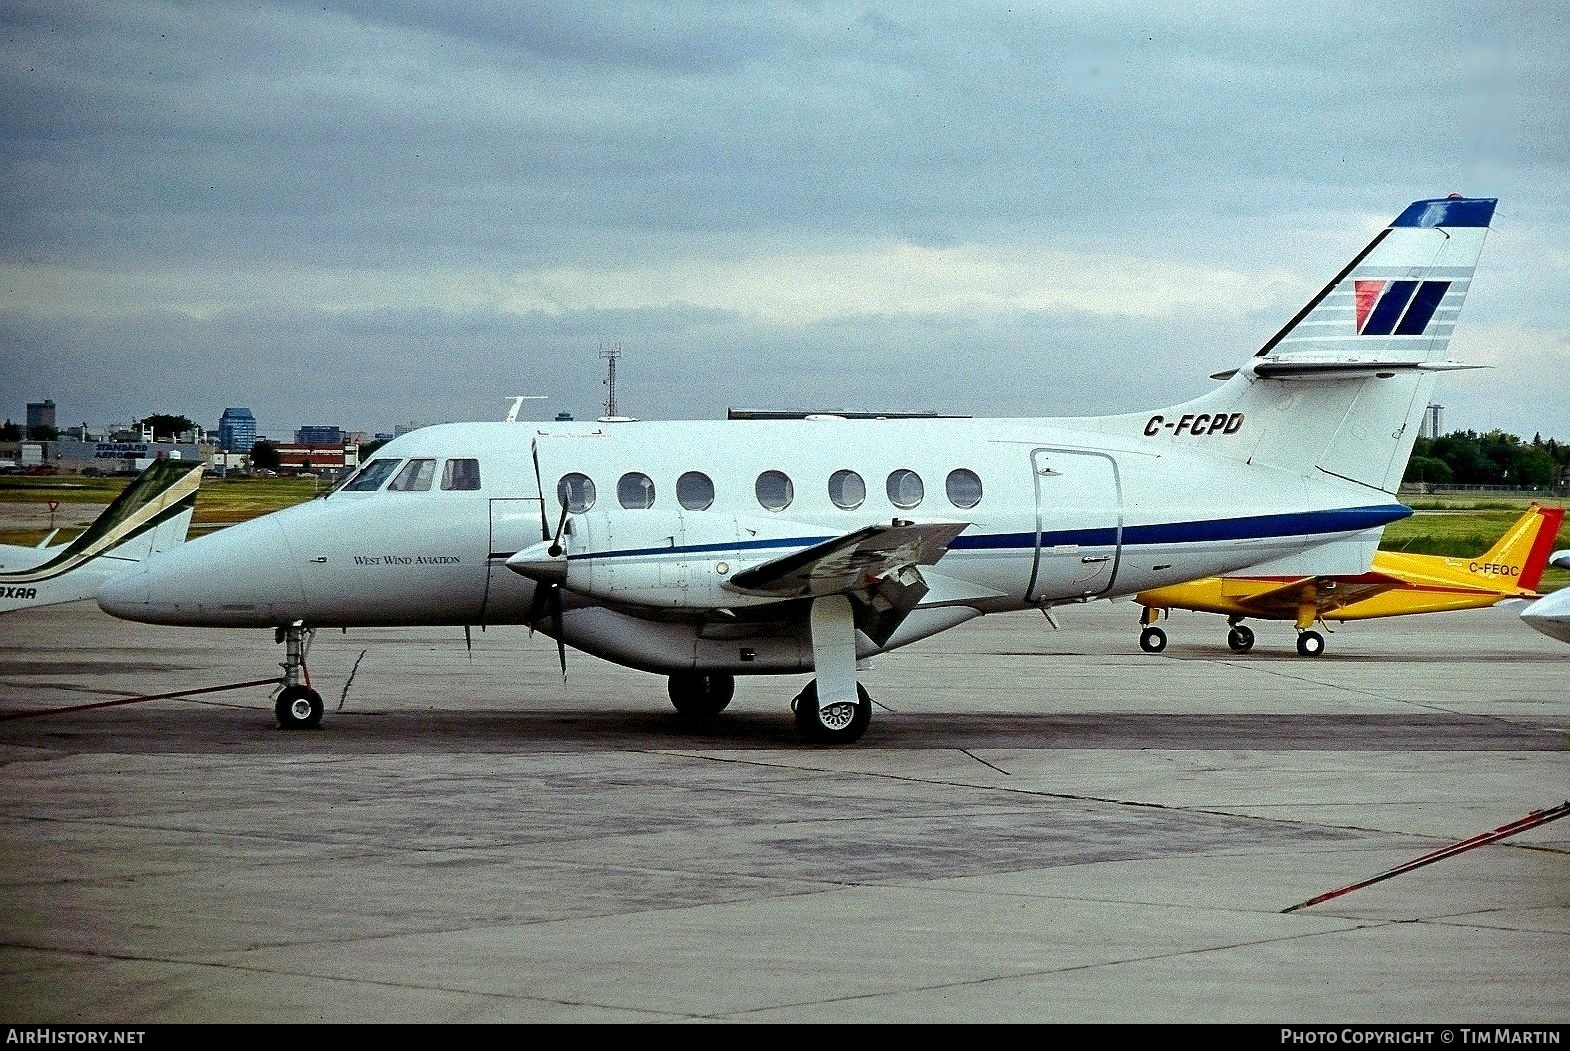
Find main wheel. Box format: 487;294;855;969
1296;630;1325;657
275;685;324;729
1227;625;1255;653
792;680;872;745
667;673;735;717
1139;626;1167;653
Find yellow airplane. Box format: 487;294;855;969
1134;503;1565;656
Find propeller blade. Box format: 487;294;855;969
548;494;570;557
551;584;567;681
526;581;551;637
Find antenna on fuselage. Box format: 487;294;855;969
504;396;547;423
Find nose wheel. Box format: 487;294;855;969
1139;626;1167;653
1296;629;1326;657
275;684;324;729
1226;624;1254;653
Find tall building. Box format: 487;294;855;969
1420;403;1444;440
26;399;56;432
217;407;257;451
295;425;343;445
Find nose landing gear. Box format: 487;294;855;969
273;621;323;729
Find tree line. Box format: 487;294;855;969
1405;430;1569;488
1;413;197;443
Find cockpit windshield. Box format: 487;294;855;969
335;458;402;493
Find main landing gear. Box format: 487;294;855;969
792;679;873;745
273;621;324;730
664;672;875;744
665;592;878;745
1136;608;1327;656
667;672;735;718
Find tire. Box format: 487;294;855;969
1139;626;1167;653
667;673;735;717
1227;625;1255;653
792;680;872;745
1296;630;1325;657
275;685;324;730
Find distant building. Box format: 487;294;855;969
272;442;359;477
26;399;56;432
1420;403;1444;440
217;407;257;451
48;439;205;475
295;425;343;445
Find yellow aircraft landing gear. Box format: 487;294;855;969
1138;605;1167;653
1225;615;1255;653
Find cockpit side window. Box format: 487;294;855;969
442;458;481;491
341;458;402;492
388;458;436;492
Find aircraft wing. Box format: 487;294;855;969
1222;573;1404;616
726;521;970;645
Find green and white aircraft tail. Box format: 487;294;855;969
0;459;204;614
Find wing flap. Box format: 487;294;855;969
725;520;969;647
726;521;969;599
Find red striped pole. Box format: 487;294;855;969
1283;801;1570;912
0;677;282;722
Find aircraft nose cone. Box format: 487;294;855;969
96;516;307;626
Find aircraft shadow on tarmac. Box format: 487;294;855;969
3;703;1562;754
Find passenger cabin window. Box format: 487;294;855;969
828;470;866;510
618;472;656;509
342;458;402;492
557;473;596;513
756;470;794;511
388;458;436;492
945;468;983;509
677;471;714;511
887;468;924;509
442;458;481;491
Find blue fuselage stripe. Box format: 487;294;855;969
568;505;1411;563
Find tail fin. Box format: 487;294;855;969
0;459;203;613
1479;503;1566;592
1113;196;1496;495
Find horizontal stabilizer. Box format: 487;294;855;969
1211;359;1486;382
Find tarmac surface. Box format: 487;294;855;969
1;598;1567;1024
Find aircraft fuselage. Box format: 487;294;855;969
99;416;1405;674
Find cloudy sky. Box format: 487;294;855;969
2;1;1567;442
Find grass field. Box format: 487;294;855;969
0;474;324;536
4;476;1567;590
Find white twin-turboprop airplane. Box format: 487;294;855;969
98;195;1498;743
